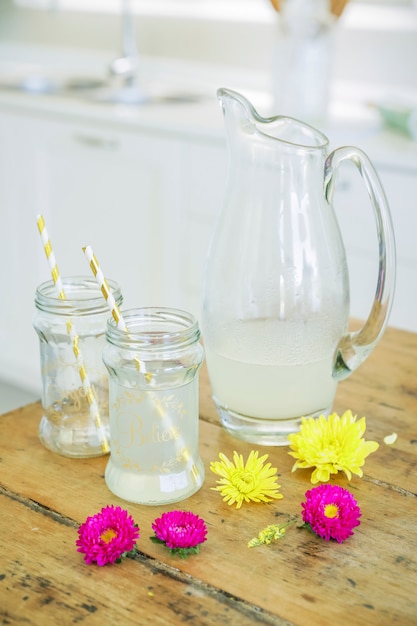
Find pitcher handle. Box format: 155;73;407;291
324;146;396;381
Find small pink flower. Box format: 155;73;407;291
76;505;140;566
301;484;361;543
151;511;207;558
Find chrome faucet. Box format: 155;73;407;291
109;0;140;85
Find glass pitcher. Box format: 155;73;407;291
201;88;396;446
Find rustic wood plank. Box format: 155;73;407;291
1;410;417;624
0;491;288;626
1;325;416;625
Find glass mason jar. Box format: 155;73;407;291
102;307;205;505
33;276;123;458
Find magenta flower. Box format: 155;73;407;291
76;505;140;566
151;510;207;558
301;484;361;543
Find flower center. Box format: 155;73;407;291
318;443;340;463
100;528;117;543
173;523;190;535
232;470;257;494
324;503;339;519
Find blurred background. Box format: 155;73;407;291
0;0;416;410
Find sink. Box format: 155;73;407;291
0;73;208;106
0;73;107;95
90;84;207;105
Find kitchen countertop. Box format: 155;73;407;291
1;41;417;167
1;323;417;625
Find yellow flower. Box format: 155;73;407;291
210;450;283;509
288;410;379;484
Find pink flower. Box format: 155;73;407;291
76;505;140;566
301;484;361;543
151;511;207;558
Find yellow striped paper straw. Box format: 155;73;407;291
36;215;110;454
83;245;127;332
82;245;201;485
83;245;148;379
37;214;65;300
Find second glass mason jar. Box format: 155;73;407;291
33;276;123;458
102;307;205;505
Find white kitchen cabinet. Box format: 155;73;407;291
0;107;184;393
177;137;227;319
0;111;44;393
332;158;417;332
32;116;184;309
376;165;417;332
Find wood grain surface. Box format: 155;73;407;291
1;324;416;626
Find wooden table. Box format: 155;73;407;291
1;325;417;626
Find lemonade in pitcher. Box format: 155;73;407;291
205;318;338;421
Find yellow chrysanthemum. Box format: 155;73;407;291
210;450;283;509
288;410;379;484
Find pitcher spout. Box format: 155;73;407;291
217;87;329;150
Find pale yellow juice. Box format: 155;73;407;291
205;318;339;420
105;381;204;504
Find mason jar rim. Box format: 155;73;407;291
35;275;122;316
105;306;201;352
